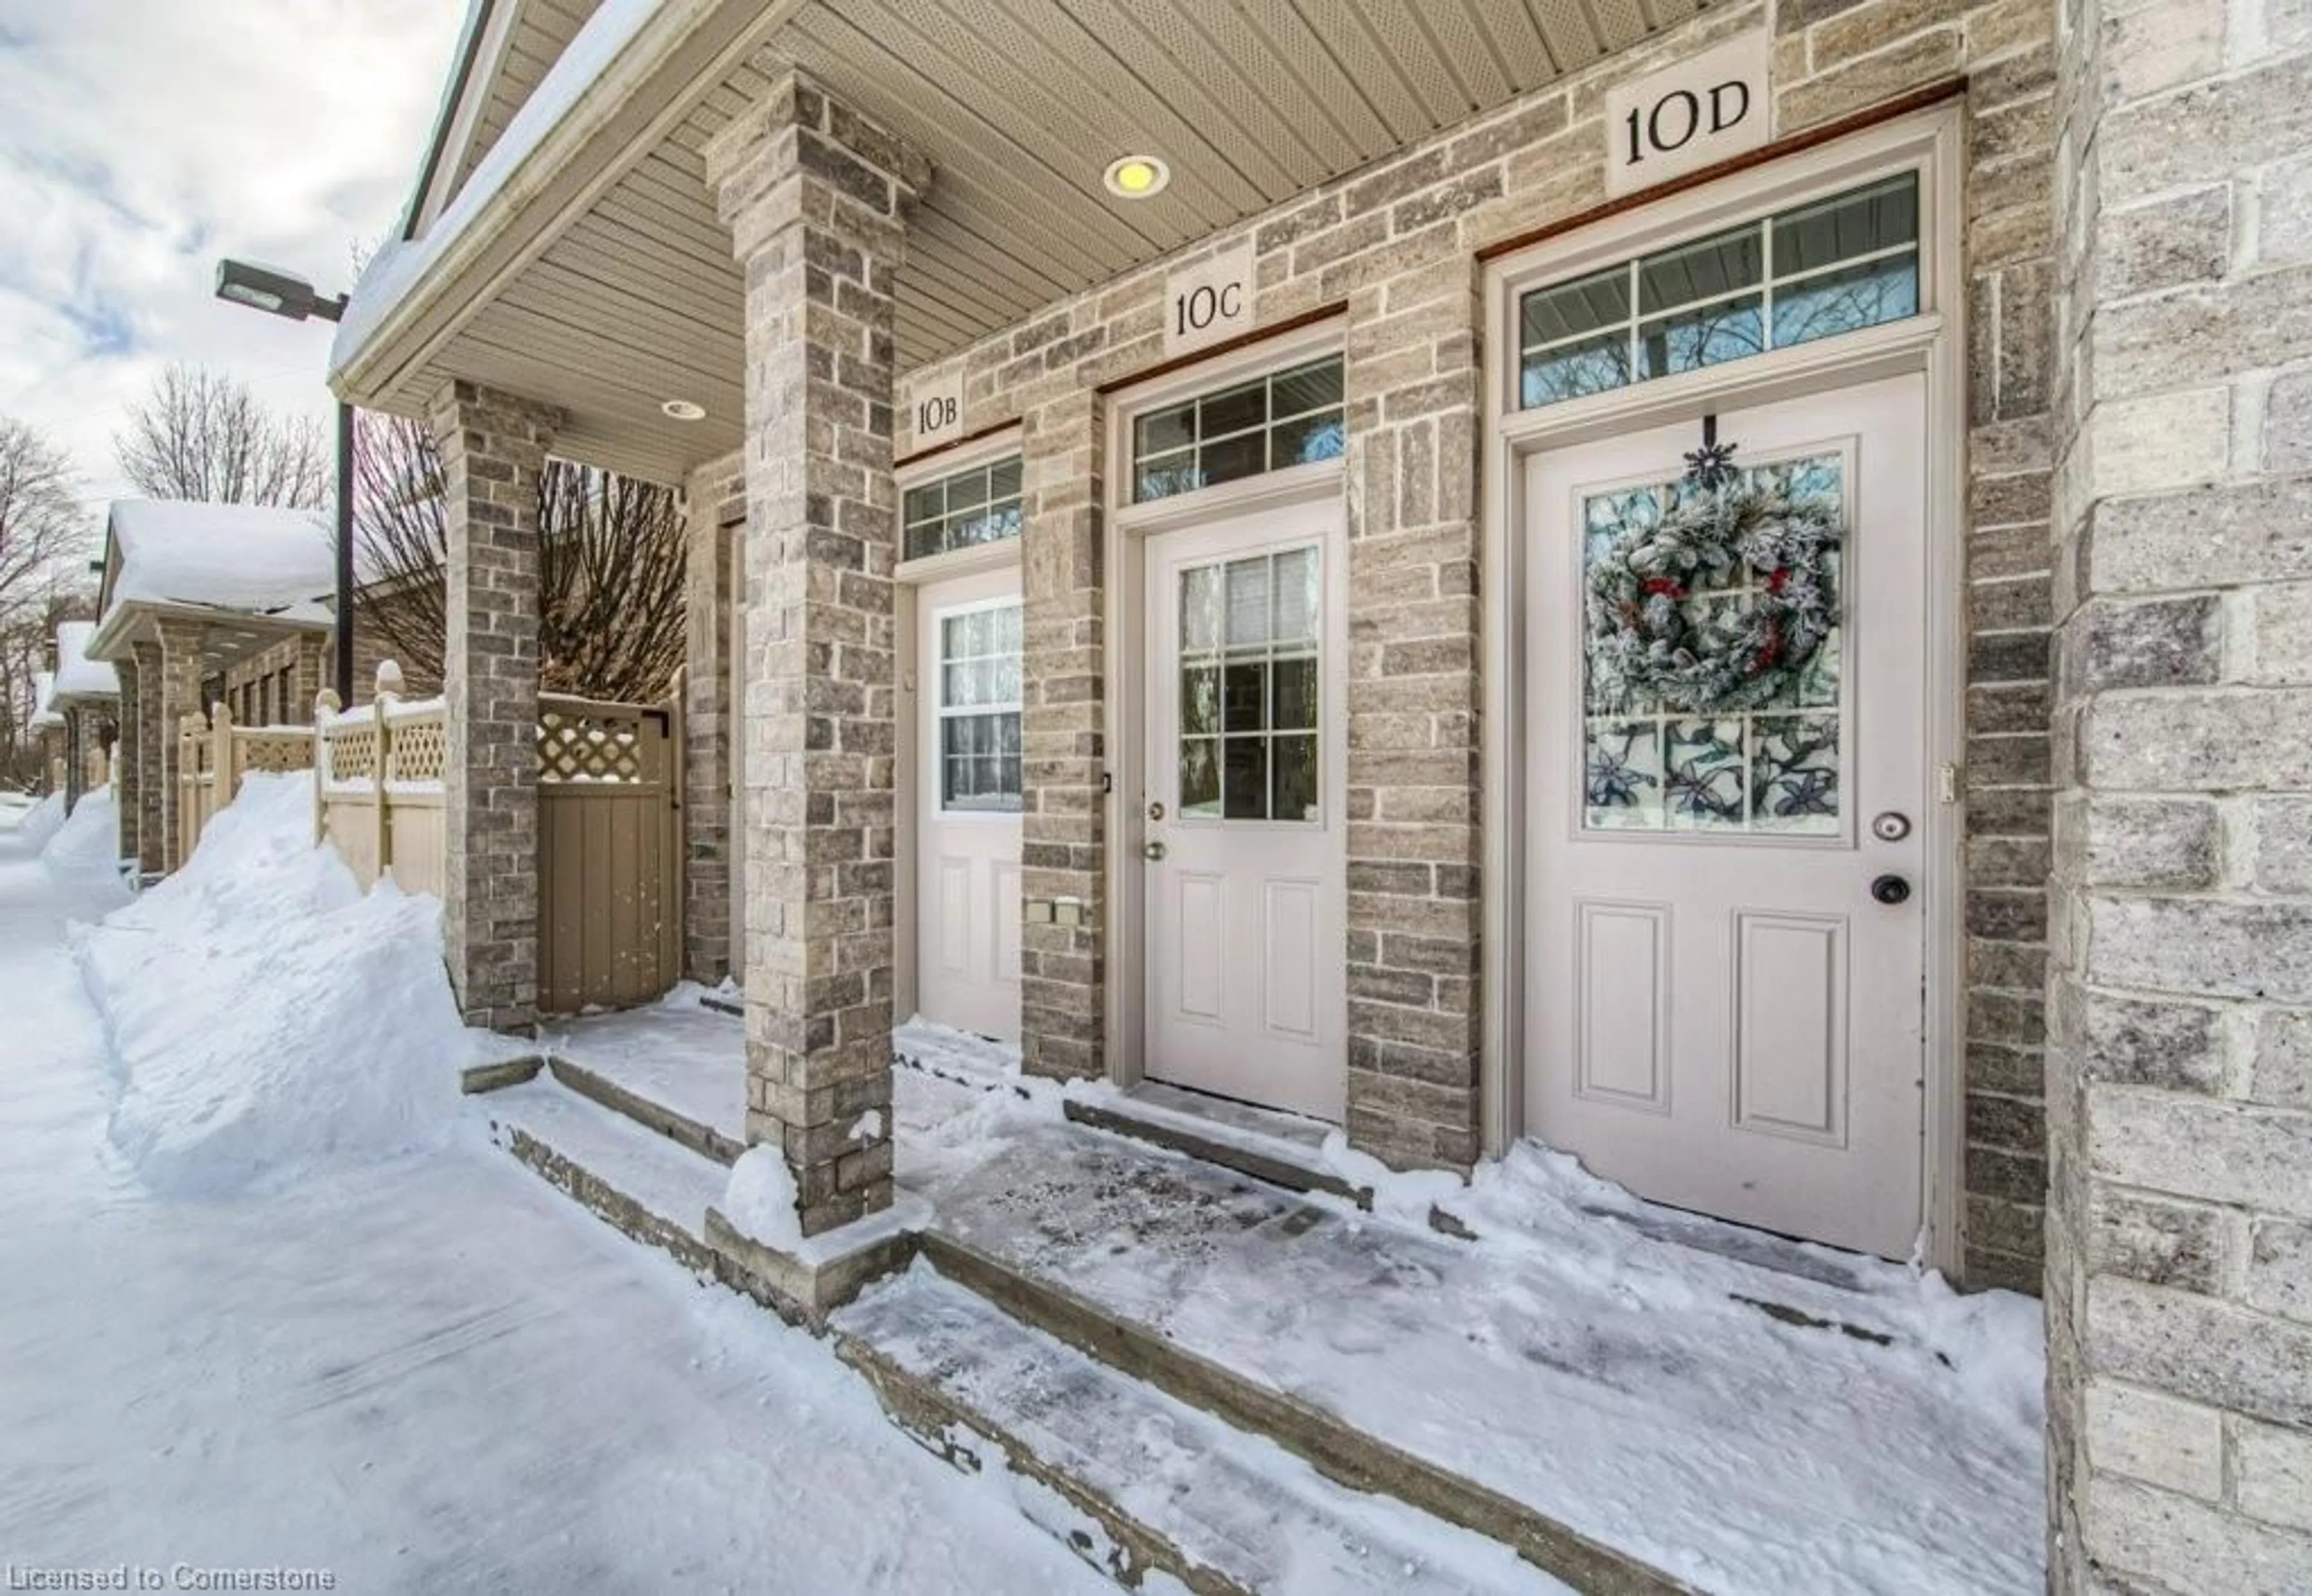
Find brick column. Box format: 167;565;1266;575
429;379;559;1032
1340;258;1486;1170
129;640;165;877
682;452;744;986
1018;391;1106;1081
704;69;927;1239
61;709;85;811
293;633;327;721
155;619;206;874
113;657;141;866
2046;0;2312;1585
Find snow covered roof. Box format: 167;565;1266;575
29;671;63;731
331;0;665;385
102;500;335;618
51;622;117;703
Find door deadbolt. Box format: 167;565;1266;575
1871;811;1912;842
1142;840;1168;862
1869;874;1912;906
1146;801;1166;822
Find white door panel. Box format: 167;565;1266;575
915;569;1022;1042
1144;497;1347;1120
1526;374;1929;1259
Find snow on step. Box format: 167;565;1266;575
837;1264;1572;1596
479;1080;727;1246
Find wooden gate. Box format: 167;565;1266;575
536;688;683;1014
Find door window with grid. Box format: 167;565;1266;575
937;601;1022;813
1177;546;1321;822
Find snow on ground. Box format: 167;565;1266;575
11;789;63;848
889;1025;2048;1595
0;785;1110;1593
41;783;124;885
70;773;469;1196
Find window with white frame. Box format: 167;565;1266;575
937;600;1022;813
1518;173;1921;409
1131;356;1345;503
905;456;1023;562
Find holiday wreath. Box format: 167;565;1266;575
1584;473;1843;715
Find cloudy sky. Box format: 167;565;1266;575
0;1;465;514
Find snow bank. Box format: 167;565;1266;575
10;792;64;849
42;786;122;883
722;1146;804;1250
72;772;467;1196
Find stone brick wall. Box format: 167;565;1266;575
681;450;745;986
2045;0;2312;1583
431;379;560;1031
129;639;163;875
704;70;928;1238
885;0;2059;1259
220;632;329;725
113;658;141;865
155;619;207;874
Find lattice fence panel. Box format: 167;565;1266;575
538;709;648;784
389;719;447;784
327;724;380;783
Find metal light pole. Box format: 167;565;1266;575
213;259;356;704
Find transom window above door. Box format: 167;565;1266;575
1178;546;1321;822
906;456;1023;561
1519;173;1920;410
937;601;1022;813
1134;356;1345;503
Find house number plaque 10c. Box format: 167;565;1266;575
1163;241;1258;358
1603;33;1771;199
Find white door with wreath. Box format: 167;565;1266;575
1524;374;1929;1259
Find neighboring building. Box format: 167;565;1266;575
47;621;117;815
330;1;2312;1585
84;500;334;878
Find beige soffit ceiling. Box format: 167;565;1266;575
344;0;1703;488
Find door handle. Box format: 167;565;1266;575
1142;840;1167;862
1869;874;1912;906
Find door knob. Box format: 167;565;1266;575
1142;840;1167;862
1869;874;1912;905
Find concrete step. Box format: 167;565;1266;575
479;1079;728;1279
547;1054;745;1167
1060;1085;1373;1209
836;1264;1570;1596
913;1227;1698;1596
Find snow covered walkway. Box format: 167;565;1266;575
0;818;1110;1594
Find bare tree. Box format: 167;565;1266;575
0;418;88;624
353;414;686;703
114;365;330;508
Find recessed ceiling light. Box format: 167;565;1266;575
661;399;707;421
1104;155;1170;200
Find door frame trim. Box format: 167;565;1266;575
894;429;1025;1029
1102;319;1347;1093
1479;103;1968;1271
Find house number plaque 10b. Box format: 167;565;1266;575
1603;33;1771;199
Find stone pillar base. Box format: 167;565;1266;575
703;1194;930;1326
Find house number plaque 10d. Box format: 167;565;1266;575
1603;32;1771;199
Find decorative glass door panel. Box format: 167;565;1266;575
1144;497;1346;1122
1580;452;1847;837
1176;545;1321;824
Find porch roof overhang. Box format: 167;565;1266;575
85;597;332;680
331;0;1703;487
50;623;117;709
83;499;338;677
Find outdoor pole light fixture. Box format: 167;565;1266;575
214;259;346;324
1103;155;1170;199
214;256;356;705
